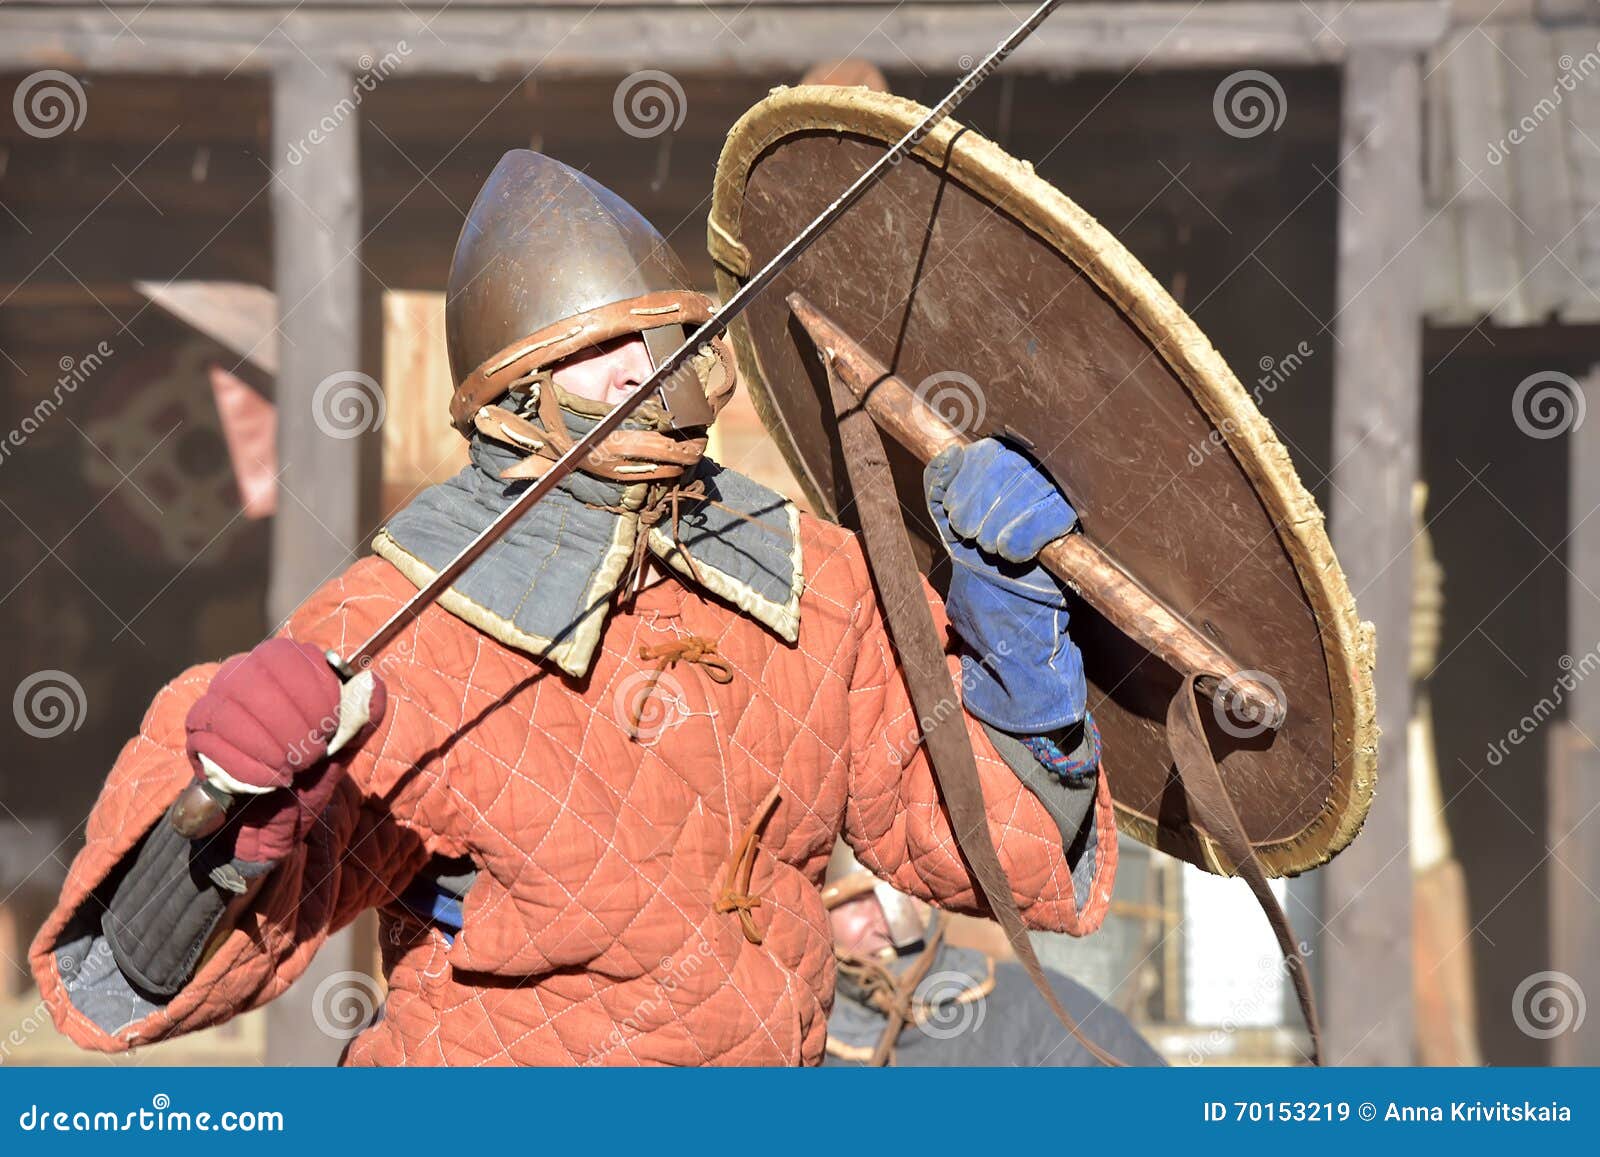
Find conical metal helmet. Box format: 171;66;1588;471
446;150;722;431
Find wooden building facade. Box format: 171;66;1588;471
6;0;1592;1067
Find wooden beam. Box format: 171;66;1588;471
1536;0;1594;23
263;56;368;1063
267;56;364;622
1548;724;1600;1065
134;280;278;375
0;283;145;307
15;0;1382;5
1424;320;1600;361
0;3;1452;74
1557;27;1600;325
1549;364;1600;1066
1322;46;1423;1066
1503;24;1581;325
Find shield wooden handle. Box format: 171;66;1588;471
789;292;1284;731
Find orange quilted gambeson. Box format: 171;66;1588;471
32;513;1116;1065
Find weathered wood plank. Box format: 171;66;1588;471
0;211;272;287
1536;0;1597;24
1504;24;1581;326
380;290;466;518
267;55;365;624
1422;35;1468;326
1420;215;1470;326
1548;723;1600;1066
1558;31;1600;323
1444;28;1522;322
0;78;269;142
1424;319;1600;359
0;0;1443;12
263;57;367;1061
0;2;1454;73
134;280;278;375
1456;0;1537;20
1324;47;1422;1066
1550;363;1600;1066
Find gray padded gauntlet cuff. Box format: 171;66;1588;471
101;807;273;999
982;722;1100;910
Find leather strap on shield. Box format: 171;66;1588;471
1166;677;1323;1064
824;356;1124;1068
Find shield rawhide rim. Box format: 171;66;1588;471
708;86;1375;878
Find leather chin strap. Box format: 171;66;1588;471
1165;676;1323;1065
473;394;701;484
455;290;740;486
825;355;1125;1069
470;358;726;485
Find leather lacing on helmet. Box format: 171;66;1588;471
450;290;737;436
471;367;710;486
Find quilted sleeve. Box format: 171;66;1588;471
29;563;445;1054
839;573;1117;937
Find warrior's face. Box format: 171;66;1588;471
825;871;934;958
829;894;894;957
549;334;656;407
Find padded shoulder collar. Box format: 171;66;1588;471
374;455;801;677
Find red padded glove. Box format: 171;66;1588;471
183;639;386;864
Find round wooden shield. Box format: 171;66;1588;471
709;87;1375;877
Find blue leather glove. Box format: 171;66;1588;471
925;438;1086;734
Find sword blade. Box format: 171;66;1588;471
337;0;1065;674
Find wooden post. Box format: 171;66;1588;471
1322;48;1423;1065
266;57;369;1064
1550;364;1600;1066
269;57;366;623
